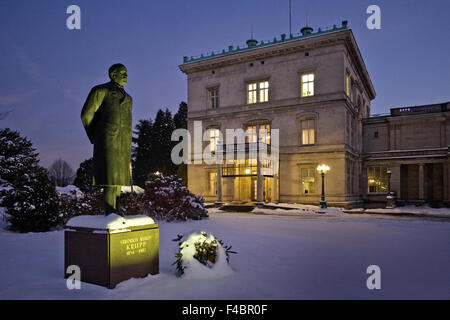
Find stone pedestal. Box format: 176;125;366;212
64;214;159;289
386;194;396;209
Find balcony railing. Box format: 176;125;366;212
390;103;448;116
215;142;274;154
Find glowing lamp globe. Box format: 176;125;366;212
316;164;330;173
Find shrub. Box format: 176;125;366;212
57;174;207;223
57;186;104;225
141;174;208;221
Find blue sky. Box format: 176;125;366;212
1;0;449;170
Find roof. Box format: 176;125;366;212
181;21;349;64
179;20;376;100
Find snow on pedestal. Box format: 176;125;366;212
121;185;145;194
66;213;155;232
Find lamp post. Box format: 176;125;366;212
317;164;330;209
387;169;392;195
385;169;396;209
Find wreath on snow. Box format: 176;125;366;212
172;231;237;276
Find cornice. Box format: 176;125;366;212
179;30;350;74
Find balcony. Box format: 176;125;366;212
214;142;275;155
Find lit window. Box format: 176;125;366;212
301;168;315;194
368;167;388;193
346;72;350;97
209;128;220;152
301;119;315;145
247;80;269;104
246;125;257;143
209;88;219;109
262;159;273;176
259;81;269;102
247;82;257;104
258;123;271;145
246;124;270;144
209;172;217;195
350;77;354;103
301;73;314;97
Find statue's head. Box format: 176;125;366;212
108;63;127;87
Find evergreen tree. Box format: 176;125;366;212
73;157;94;192
132;102;188;184
174;102;188;184
150;108;176;175
174;101;187;130
0;128;37;185
0;128;60;232
177;164;188;186
132;119;154;185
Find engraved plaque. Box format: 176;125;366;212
65;222;159;289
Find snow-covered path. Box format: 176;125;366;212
0;212;449;299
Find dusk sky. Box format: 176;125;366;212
1;0;449;171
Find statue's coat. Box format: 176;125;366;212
81;81;132;186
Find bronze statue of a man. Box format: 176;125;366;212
81;64;132;216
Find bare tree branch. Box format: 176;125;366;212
49;158;74;186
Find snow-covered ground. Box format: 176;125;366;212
347;205;450;218
252;203;345;216
0;210;449;299
256;203;450;218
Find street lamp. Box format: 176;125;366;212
387;169;392;194
317;164;330;209
385;169;396;209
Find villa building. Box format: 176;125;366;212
179;21;450;208
363;102;450;207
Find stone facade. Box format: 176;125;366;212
179;21;449;208
363;103;450;207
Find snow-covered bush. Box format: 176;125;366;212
140;175;208;221
54;171;207;222
57;187;104;224
56;185;85;200
172;231;236;278
0;128;60;232
57;175;207;223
